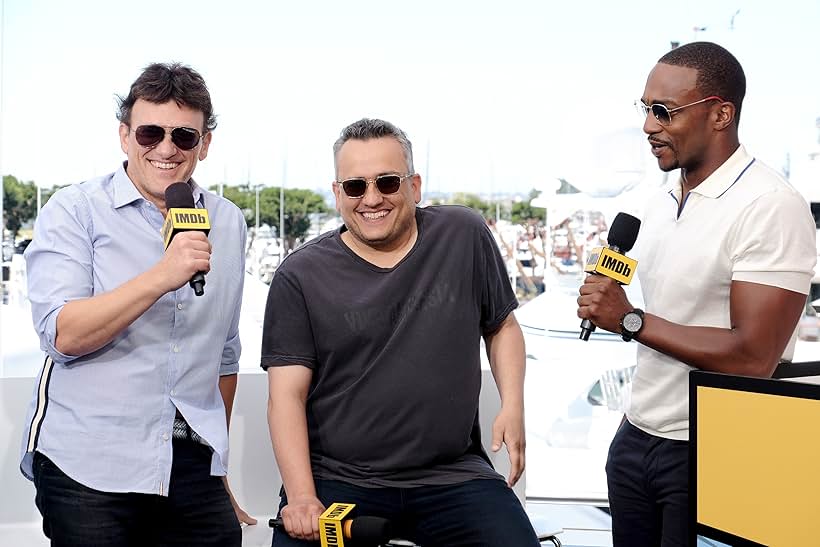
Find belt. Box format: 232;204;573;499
172;417;208;446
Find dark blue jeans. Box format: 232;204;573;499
606;421;689;547
271;478;540;547
32;439;241;547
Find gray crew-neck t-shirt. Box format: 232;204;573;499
261;205;517;487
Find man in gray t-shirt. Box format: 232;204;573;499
262;118;539;546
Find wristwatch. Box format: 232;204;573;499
619;308;645;342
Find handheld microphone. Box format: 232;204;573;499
268;513;393;547
579;212;641;341
160;182;211;296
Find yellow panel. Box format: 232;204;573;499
697;385;820;545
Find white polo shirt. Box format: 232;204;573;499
627;145;816;441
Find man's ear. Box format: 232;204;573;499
713;102;736;131
119;123;130;154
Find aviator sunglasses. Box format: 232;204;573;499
337;173;414;198
634;95;724;126
133;124;204;151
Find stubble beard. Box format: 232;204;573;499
349;209;417;252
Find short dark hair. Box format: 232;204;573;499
117;62;217;132
658;41;746;126
333;118;414;176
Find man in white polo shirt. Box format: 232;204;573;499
577;41;816;546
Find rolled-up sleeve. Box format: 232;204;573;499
25;187;94;364
219;328;241;375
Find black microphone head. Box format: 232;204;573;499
165;182;195;209
349;516;393;545
607;212;641;253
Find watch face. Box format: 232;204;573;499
623;312;643;332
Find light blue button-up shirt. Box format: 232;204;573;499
20;163;247;496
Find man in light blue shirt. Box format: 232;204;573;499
20;62;253;546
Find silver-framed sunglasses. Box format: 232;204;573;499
336;173;414;198
635;95;724;126
132;124;204;150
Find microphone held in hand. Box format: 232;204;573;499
160;182;211;296
580;212;641;341
268;513;394;547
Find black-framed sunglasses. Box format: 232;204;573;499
336;173;414;198
634;95;724;126
133;124;204;151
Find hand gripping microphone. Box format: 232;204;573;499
268;507;394;547
160;182;211;296
579;212;641;341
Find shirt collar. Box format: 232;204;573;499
113;161;206;209
674;144;752;199
190;179;206;207
112;162;143;209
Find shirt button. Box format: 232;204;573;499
177;303;183;310
173;345;179;353
170;389;176;396
162;433;170;441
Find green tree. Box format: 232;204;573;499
258;187;331;248
3;175;37;237
214;184;330;247
220;185;254;225
510;188;546;225
443;192;496;219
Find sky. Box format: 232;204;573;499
1;0;819;198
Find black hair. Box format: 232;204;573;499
117;62;216;132
659;41;746;126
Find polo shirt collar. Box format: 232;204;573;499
113;161;206;209
673;144;753;200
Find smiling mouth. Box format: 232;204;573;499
150;160;180;170
360;210;389;221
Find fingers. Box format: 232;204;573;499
221;477;259;526
493;412;526;487
157;231;212;292
504;432;526;487
311;513;320;540
577;275;631;331
577;289;602;319
237;510;258;526
578;277;613;316
281;499;324;542
579;274;617;294
491;421;503;452
171;231;212;271
282;512;314;541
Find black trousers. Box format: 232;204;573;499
32;438;241;547
272;478;540;547
606;420;689;547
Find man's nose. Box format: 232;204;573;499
360;180;385;205
642;111;662;135
154;132;179;155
